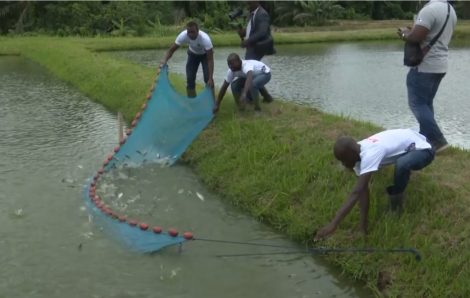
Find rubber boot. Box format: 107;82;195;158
187;88;196;98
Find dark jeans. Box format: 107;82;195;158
387;149;435;195
245;47;264;61
186;50;209;90
406;68;446;145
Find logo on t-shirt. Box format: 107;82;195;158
367;136;379;143
405;142;416;152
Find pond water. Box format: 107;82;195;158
0;56;369;297
112;40;470;149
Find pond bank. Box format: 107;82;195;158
1;32;470;296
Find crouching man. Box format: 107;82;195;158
213;53;271;113
315;128;435;240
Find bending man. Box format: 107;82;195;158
160;21;214;97
214;53;271;113
315;129;435;240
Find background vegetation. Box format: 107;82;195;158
1;1;470;36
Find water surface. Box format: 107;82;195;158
112;40;470;148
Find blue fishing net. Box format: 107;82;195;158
83;65;214;253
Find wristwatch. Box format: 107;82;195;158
401;32;406;39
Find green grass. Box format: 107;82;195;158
1;23;470;296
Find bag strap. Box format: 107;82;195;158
426;3;451;49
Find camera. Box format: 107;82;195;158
228;7;243;21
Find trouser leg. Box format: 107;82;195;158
388;149;435;195
186;51;200;97
406;68;446;145
250;72;271;111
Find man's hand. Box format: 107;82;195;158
207;78;214;88
314;222;337;241
213;104;219;114
397;27;411;40
237;27;245;39
240;93;248;104
241;39;249;48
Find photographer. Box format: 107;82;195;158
233;1;275;103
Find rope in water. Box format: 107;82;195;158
193;237;421;261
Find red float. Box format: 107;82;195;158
152;226;162;234
128;220;138;226
183;232;194;240
168;228;178;237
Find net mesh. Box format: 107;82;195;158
83;65;214;253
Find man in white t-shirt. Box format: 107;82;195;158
214;53;271;113
160;21;214;98
397;0;457;152
315;129;435;240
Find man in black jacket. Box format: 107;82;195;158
237;1;275;103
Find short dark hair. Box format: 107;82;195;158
227;53;241;63
186;21;199;30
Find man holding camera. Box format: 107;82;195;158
397;0;457;153
236;1;275;103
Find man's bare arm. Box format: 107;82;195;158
315;172;373;240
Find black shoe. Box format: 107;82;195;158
262;95;273;103
388;193;404;212
434;141;450;153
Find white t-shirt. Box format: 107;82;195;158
224;60;271;83
175;30;213;55
354;129;432;176
415;0;457;73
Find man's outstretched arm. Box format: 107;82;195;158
315;172;372;240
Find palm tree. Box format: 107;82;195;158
274;1;343;26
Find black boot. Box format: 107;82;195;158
186;88;196;98
388;192;404;213
260;87;273;103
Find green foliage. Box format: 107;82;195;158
1;1;435;37
275;1;345;26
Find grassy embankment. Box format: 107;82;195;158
1;22;470;296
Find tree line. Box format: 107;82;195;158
1;1;469;36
